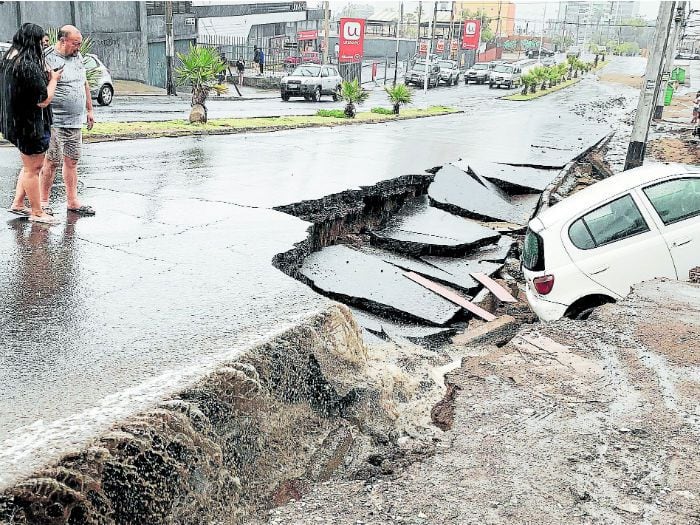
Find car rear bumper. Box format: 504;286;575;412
525;285;568;321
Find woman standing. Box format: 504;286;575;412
0;23;62;223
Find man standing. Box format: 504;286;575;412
41;25;95;216
258;48;265;76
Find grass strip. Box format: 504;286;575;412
80;105;459;143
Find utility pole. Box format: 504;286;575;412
495;1;502;40
394;1;402;85
654;2;686;120
624;1;676;171
538;2;547;61
323;1;329;65
424;2;435;94
430;1;438;48
448;1;456;58
165;0;176;95
416;1;422;53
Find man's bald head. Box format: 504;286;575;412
57;25;82;56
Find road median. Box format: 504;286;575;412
503;61;610;102
80;106;460;143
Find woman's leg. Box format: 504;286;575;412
10;169;27;211
19;152;52;219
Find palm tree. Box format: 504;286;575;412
385;83;412;115
531;66;548;91
340;79;369;118
556;63;568;83
520;72;535;95
547;67;560;88
175;45;228;123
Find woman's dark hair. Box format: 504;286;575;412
4;23;47;72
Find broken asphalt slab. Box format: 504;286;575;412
461;159;561;193
369;196;500;256
300;245;460;325
349;307;457;346
428;163;541;225
360;245;501;295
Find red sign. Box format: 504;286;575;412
462;19;481;50
338;18;366;63
297;30;318;41
451;39;459;51
436;39;445;53
418;40;428;55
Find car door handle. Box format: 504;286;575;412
589;265;609;275
672;237;692;247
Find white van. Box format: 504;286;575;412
489;63;522;89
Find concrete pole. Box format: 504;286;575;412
165;0;176;95
416;1;422;53
624;1;676;171
654;2;686;120
430;1;438;47
448;1;455;58
394;1;402;86
323;1;330;64
424;3;435;94
538;2;547;61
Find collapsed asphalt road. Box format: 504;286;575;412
0;65;636;506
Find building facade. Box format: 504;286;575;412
456;1;516;37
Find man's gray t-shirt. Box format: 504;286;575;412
45;47;86;128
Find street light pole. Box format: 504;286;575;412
424;2;435;94
323;1;330;65
165;0;176;96
394;1;402;86
624;1;676;171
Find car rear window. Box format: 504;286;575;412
568;194;649;250
643;177;700;225
522;228;544;271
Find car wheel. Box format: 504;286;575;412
453;76;458;86
489;82;494;89
281;93;290;101
507;81;513;89
332;86;341;102
97;84;113;106
312;86;321;102
304;95;311;101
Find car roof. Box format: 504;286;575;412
536;163;696;228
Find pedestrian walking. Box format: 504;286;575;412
691;91;700;124
2;23;62;224
40;25;95;216
258;48;265;76
334;42;340;63
236;57;245;86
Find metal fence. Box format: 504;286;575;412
198;34;313;75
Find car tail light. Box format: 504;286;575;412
533;275;555;295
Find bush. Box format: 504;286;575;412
371;107;395;115
316;109;347;118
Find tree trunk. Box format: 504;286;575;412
190;86;209;123
393;103;400;115
344;102;356;118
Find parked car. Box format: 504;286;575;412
436;59;460;85
404;58;440;88
566;46;581;58
489;63;522;89
525;47;555;58
84;53;114;106
464;62;491;84
522;164;700;321
284;51;321;67
280;64;342;102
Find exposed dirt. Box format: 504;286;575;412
255;280;700;525
598;72;643;89
647;135;700;165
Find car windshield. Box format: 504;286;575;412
439;61;453;68
494;65;513;73
472;64;488;70
291;65;320;76
413;60;429;67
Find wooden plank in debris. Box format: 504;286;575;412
470;272;518;303
403;271;497;322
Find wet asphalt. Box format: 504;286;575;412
0;57;644;487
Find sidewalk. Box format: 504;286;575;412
113;79;279;100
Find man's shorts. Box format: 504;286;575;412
47;127;82;164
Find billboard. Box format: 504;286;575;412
297;30;318;41
338;18;366;63
462;19;481;50
436;39;445;53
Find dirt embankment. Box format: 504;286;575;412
261;279;700;525
648;135;700;165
